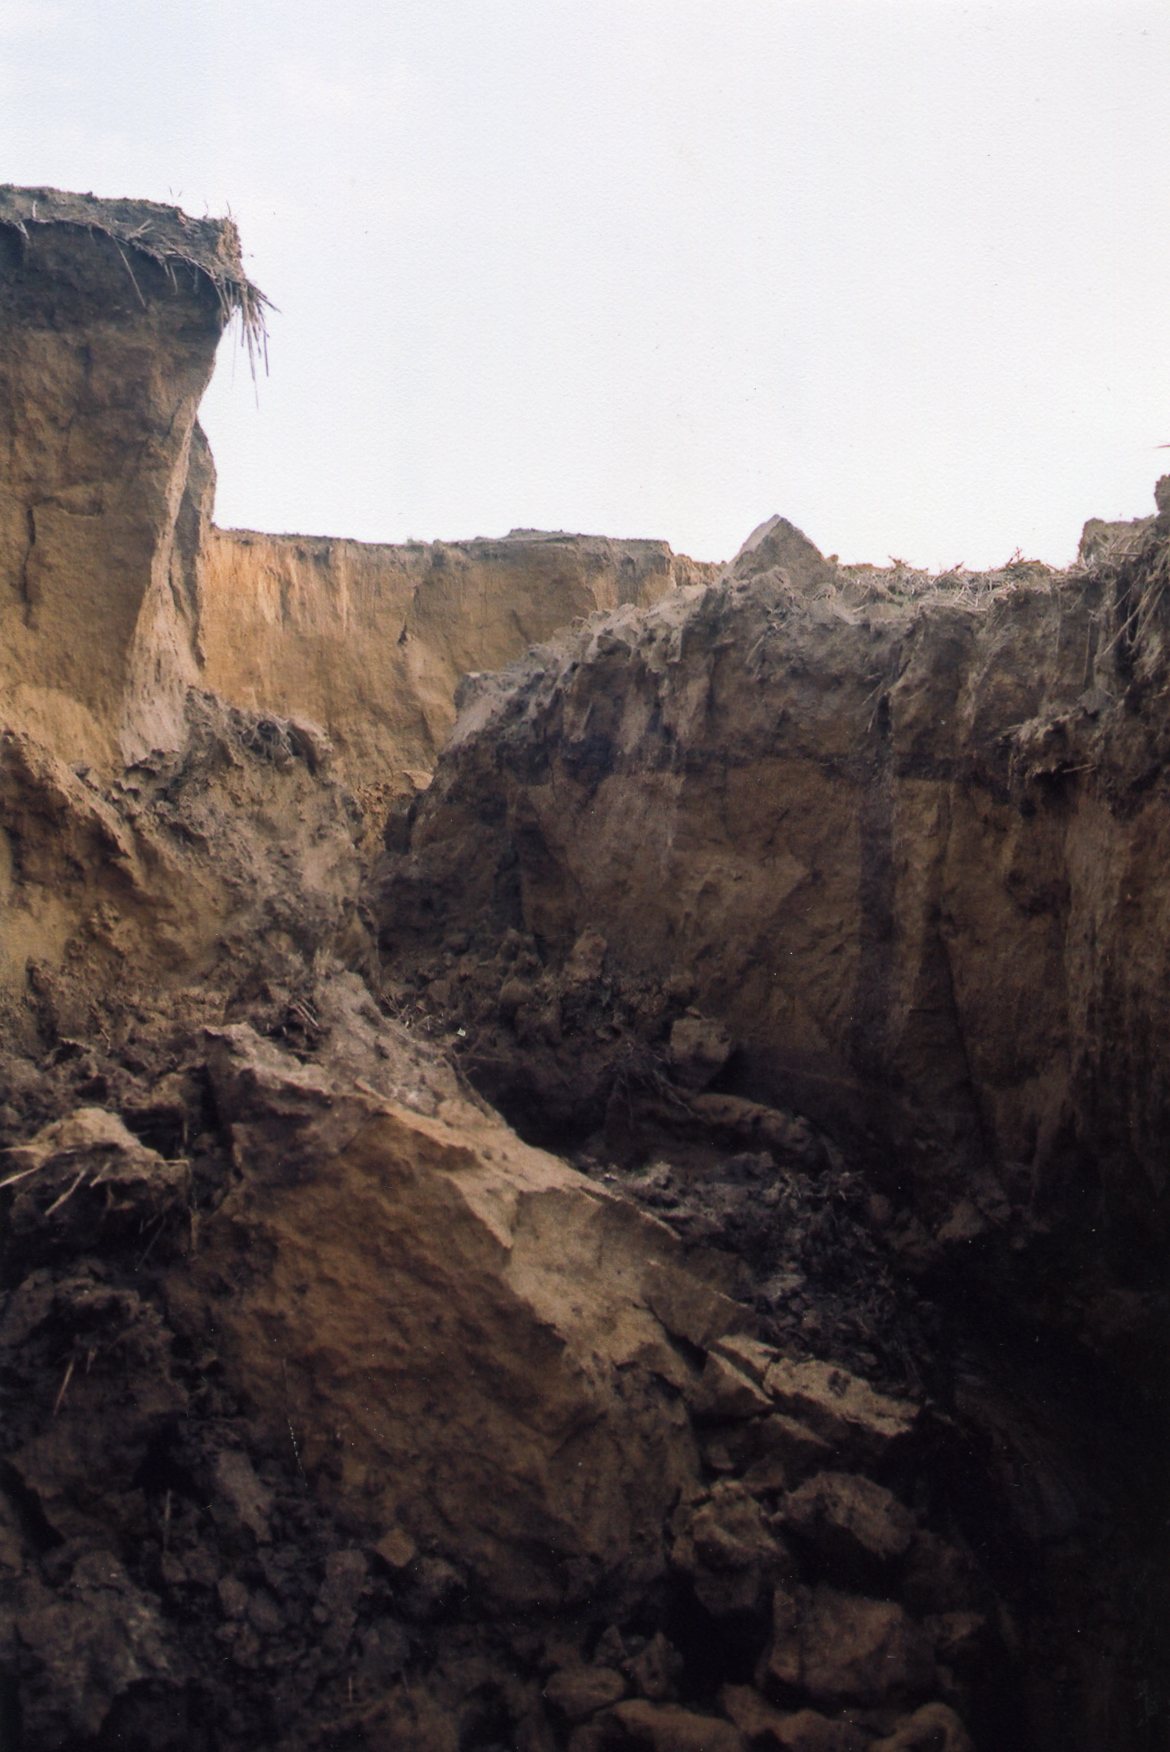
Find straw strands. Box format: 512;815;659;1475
0;183;271;374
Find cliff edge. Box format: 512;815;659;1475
0;185;264;772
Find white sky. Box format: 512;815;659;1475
5;1;1170;567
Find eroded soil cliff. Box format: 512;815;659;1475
374;510;1170;1750
199;527;714;819
0;186;264;775
0;189;1166;1752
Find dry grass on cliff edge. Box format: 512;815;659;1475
0;183;271;374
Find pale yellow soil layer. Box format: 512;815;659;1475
199;526;717;808
0;187;248;773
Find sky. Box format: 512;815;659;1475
4;0;1170;568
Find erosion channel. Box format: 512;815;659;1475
0;187;1166;1752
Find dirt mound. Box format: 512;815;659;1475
3;960;1029;1752
0;689;364;1046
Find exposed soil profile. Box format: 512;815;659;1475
0;186;1166;1752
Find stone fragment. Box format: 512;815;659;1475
625;1631;684;1702
719;1686;792;1741
725;1413;834;1481
499;976;534;1017
935;1200;988;1246
246;1588;283;1635
800;1587;934;1705
700;1435;742;1475
758;1584;934;1708
681;1483;794;1568
684;1485;779;1570
373;1524;418;1574
669;1012;733;1089
545;1665;628;1722
740;1452;791;1496
688;1094;822;1164
866;1194;894;1230
188;1021;708;1611
354;1618;410;1692
870;1702;973;1751
759;1584;806;1692
641;1260;743;1351
603;1697;746;1751
593;1625;629;1667
399;1555;462;1622
183;1547;219;1590
762;1358;918;1465
711;1333;783;1387
673;1483;796;1619
565;929;608;985
313;1549;368;1658
886;1216;942;1275
777;1472;915;1583
159;1551;187;1591
720;1687;868;1751
688;1351;774;1421
729;515;837;592
211;1448;273;1544
217;1575;248;1618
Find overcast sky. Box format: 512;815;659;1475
5;1;1170;567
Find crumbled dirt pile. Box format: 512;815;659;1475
0;688;365;1045
3;961;1032;1752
